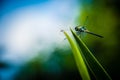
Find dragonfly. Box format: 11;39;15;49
75;17;103;38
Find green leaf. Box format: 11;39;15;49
70;28;112;80
63;30;91;80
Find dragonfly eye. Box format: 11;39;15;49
75;27;79;31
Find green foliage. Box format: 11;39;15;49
63;30;90;80
63;28;112;80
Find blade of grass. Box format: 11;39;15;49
63;30;91;80
70;28;112;80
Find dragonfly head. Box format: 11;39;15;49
75;26;79;31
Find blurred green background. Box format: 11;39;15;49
78;0;120;79
0;0;120;80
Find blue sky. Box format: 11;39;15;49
1;0;48;15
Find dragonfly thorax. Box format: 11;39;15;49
75;26;86;32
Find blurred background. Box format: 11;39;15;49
0;0;120;80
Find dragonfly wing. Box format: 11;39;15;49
76;31;86;38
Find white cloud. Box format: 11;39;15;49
1;0;80;64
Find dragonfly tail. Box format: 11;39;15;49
86;31;104;38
